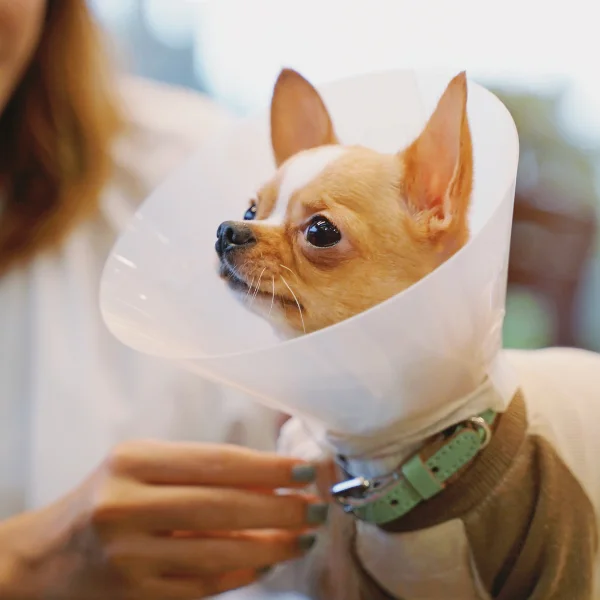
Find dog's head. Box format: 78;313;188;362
216;69;473;335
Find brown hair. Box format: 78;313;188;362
0;0;123;275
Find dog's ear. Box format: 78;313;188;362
400;72;472;245
270;68;338;168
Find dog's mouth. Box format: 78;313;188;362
218;260;301;309
219;261;251;292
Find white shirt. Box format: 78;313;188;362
0;77;280;519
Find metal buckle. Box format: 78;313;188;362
331;476;372;513
467;416;492;449
331;476;371;500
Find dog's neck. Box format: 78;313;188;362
302;372;515;480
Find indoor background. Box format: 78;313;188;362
89;0;600;351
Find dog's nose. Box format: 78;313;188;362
216;221;256;255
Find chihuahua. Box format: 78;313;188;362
215;68;472;336
214;68;473;599
215;70;599;600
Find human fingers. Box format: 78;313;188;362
105;440;318;489
111;530;317;577
109;485;329;532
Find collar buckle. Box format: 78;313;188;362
331;476;371;500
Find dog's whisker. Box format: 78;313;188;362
279;264;295;276
244;275;256;301
269;276;275;316
251;267;267;305
280;275;306;334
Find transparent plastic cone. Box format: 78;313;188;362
100;69;519;437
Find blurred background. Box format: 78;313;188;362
89;0;600;351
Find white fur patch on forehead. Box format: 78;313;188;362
263;146;347;225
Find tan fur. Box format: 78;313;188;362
221;69;472;335
270;68;338;167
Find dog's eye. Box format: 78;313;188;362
244;203;257;221
305;216;341;248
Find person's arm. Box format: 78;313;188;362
0;441;326;600
0;524;21;597
0;508;51;597
0;504;68;599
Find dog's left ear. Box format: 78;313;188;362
270;68;338;167
400;72;472;243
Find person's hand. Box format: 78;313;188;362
0;441;327;600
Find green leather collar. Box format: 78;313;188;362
330;410;496;525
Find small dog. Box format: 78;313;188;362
216;70;600;599
216;68;471;336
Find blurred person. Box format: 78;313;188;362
8;3;599;600
0;1;329;598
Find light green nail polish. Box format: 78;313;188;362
305;503;329;525
297;533;318;552
291;464;317;484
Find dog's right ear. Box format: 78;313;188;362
270;68;338;168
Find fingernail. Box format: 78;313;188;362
305;503;329;525
291;464;317;484
257;565;273;577
297;533;318;552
